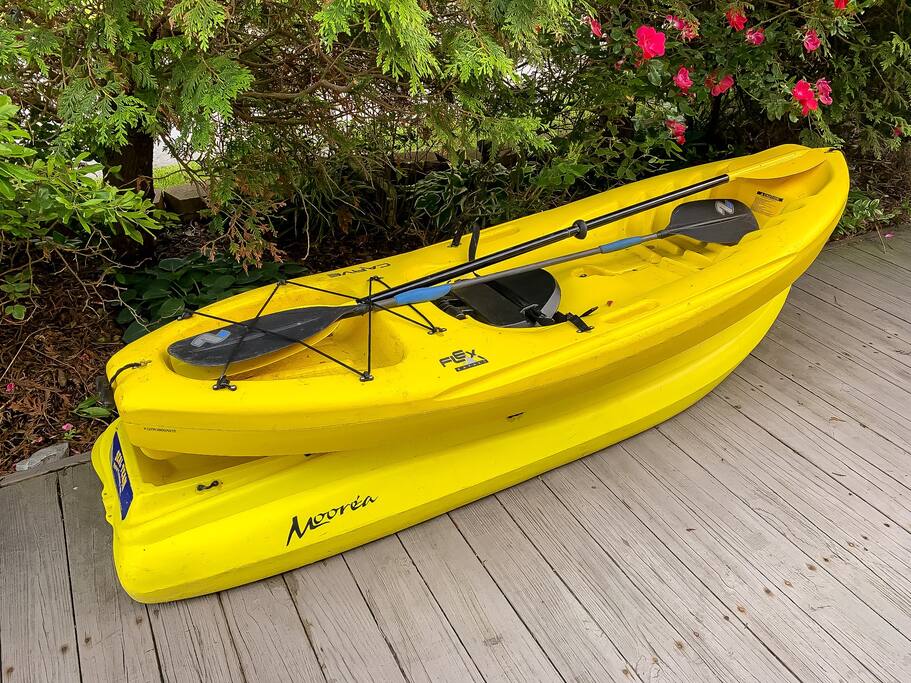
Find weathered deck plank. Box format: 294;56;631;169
397;515;563;682
59;465;160;683
0;474;80;683
284;555;405;683
602;431;888;682
498;478;739;682
719;373;911;521
536;462;802;682
450;497;638;682
344;536;484;683
751;332;911;453
662;396;911;643
220;577;325;682
148;595;244;683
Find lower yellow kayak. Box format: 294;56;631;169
92;144;848;602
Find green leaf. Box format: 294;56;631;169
5;304;26;320
156;297;185;319
158;257;188;271
122;320;150;343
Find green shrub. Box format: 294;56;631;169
115;255;308;342
836;189;897;237
0;95;170;320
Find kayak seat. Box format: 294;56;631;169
433;269;561;328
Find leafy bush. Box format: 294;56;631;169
836;189;897;237
3;1;909;269
115;255;308;342
0;95;169;320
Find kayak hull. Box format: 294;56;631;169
93;287;788;603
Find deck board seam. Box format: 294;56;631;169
792;277;911;338
490;491;644;682
786;286;911;371
578;456;806;683
743;352;911;477
757;334;911;430
804;270;911;325
619;444;885;682
56;472;85;683
816;253;911;305
730;367;911;514
215;591;250;683
339;553;411;681
777;317;911;394
279;573;330;683
842;243;911;276
831;245;911;285
144;603;166;683
652;421;911;646
535;473;740;683
391;532;489;682
444;511;572;683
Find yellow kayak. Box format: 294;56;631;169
92;144;848;602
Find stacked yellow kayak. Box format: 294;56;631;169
92;144;849;602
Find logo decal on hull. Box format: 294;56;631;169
286;494;379;546
439;349;488;372
110;433;133;520
190;329;231;347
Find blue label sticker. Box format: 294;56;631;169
110;433;133;520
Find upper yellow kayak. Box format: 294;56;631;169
105;145;848;460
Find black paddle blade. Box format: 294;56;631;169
663;199;759;245
168;304;359;367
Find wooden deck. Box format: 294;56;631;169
2;229;911;683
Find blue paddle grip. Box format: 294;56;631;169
600;236;645;254
393;284;453;306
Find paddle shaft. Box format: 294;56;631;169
383;234;660;306
367;174;729;303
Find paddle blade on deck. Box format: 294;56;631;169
662;199;758;245
168;305;358;367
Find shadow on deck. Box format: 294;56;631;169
2;229;910;683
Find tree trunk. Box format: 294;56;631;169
104;128;155;197
103;128;157;263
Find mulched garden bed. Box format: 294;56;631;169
0;268;121;474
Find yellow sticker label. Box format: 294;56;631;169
752;190;785;217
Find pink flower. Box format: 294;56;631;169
680;21;699;41
665;15;686;31
803;29;821;52
636;25;666;60
706;73;735;97
62;423;74;432
792;79;819;116
815;78;833;105
589;17;603;39
745;27;765;45
666;119;687;145
884;231;895;238
834;0;848;8
665;14;699;40
4;382;13;393
726;8;748;31
673;66;693;94
895;126;904;137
